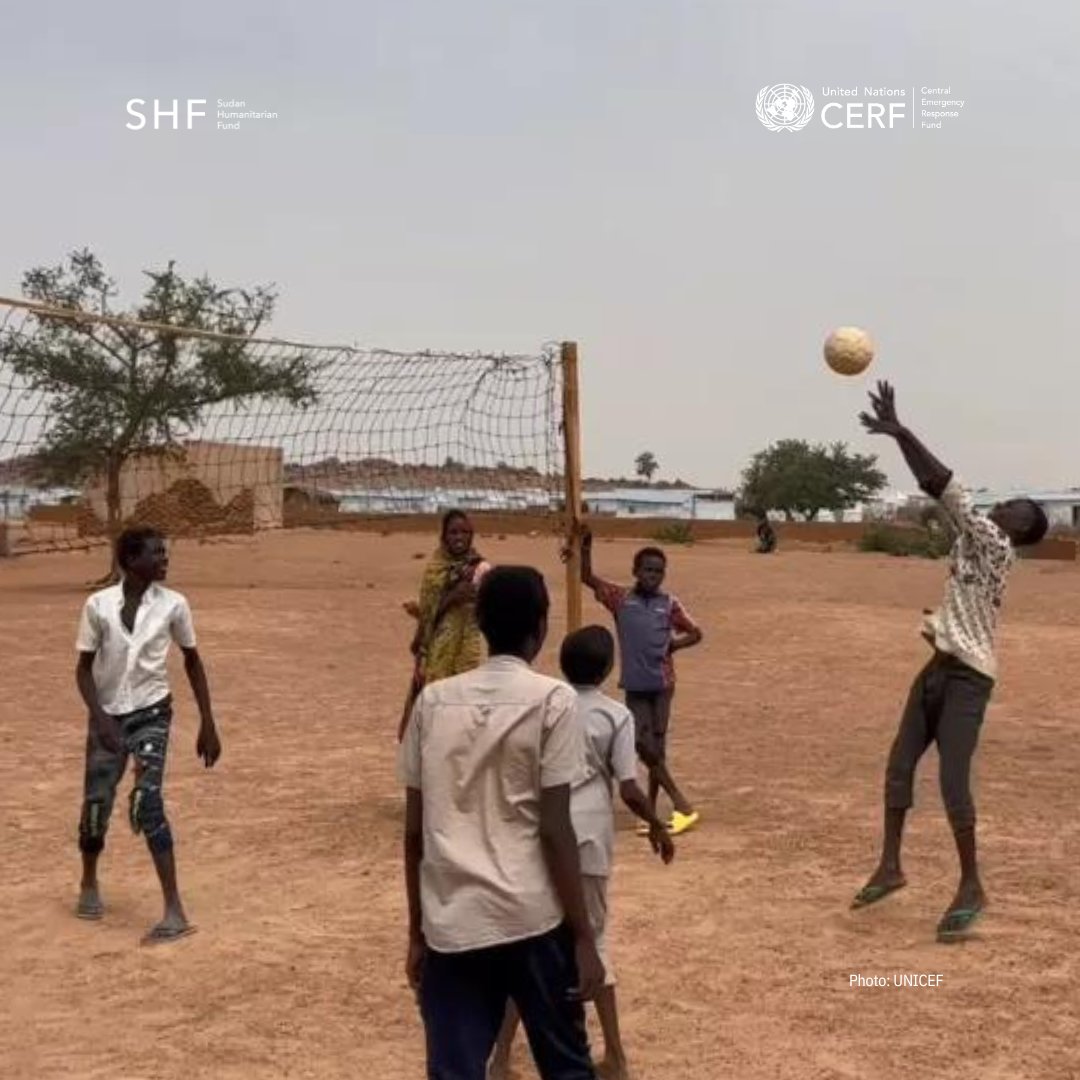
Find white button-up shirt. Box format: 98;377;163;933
76;583;197;716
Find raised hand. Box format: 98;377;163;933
560;524;592;564
859;380;903;437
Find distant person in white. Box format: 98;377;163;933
489;625;675;1080
75;526;221;945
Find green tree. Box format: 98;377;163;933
635;450;659;484
1;249;319;574
739;439;886;521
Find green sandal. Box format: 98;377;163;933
936;906;983;942
850;880;907;909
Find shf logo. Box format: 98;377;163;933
755;85;815;131
126;99;207;130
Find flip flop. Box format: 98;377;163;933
76;898;104;921
850;880;907;909
668;811;700;836
141;924;198;947
936;906;983;942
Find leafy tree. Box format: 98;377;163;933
739;439;886;521
1;249;318;574
635;450;659;483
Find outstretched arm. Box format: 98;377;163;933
859;381;952;498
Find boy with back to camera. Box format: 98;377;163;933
400;566;605;1080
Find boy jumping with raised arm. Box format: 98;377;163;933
75;527;221;944
853;382;1048;941
489;625;675;1080
579;528;703;836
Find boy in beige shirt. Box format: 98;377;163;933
400;566;605;1079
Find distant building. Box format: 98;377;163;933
583;488;735;521
83;441;285;529
0;484;80;520
329;486;555;515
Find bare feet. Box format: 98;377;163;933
76;884;104;920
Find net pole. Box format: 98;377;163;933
561;341;584;632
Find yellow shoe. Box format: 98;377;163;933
668;811;700;836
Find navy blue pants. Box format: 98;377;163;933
420;923;595;1080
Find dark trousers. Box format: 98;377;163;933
78;697;174;856
884;654;993;831
624;689;673;767
421;923;595;1080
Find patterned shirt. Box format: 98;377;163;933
591;579;698;692
921;479;1014;681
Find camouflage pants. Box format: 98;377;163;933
78;697;174;856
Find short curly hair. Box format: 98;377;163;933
115;526;165;571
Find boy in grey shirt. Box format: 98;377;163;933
490;626;674;1080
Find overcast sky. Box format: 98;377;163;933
2;0;1077;491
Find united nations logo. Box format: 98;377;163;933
755;84;815;132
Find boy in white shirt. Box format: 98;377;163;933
489;625;675;1080
75;527;221;944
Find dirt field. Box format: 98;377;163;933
1;530;1077;1080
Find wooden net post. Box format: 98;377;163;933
561;341;584;632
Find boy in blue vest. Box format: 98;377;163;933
579;528;703;836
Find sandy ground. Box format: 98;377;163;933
1;529;1077;1080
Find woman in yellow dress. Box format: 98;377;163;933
398;510;491;739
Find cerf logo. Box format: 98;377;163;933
126;99;207;130
755;85;815;132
